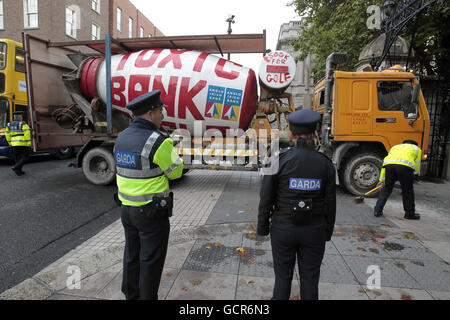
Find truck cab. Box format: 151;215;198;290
313;63;430;195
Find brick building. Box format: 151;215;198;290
0;0;163;43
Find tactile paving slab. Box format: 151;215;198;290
182;242;240;274
237;248;275;278
332;235;392;258
320;254;358;285
401;259;450;292
380;236;443;261
342;255;422;289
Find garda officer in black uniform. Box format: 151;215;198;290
257;109;336;300
115;90;183;300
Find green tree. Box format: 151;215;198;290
289;0;449;82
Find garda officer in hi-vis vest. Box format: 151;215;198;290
258;109;336;300
114;90;183;300
5;111;32;176
374;140;422;220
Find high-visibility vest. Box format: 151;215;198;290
5;121;32;147
114;118;183;207
379;143;422;181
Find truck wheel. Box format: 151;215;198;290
54;147;73;160
82;147;116;185
342;153;383;196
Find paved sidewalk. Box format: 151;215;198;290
1;170;449;300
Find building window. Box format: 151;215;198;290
140;27;144;38
24;0;39;29
0;0;4;30
117;7;122;32
128;17;133;38
65;7;77;38
92;0;100;13
92;23;100;40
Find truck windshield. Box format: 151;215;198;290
0;42;6;70
377;81;414;117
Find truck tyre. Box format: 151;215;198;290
342;153;383;196
54;147;73;160
82;147;116;185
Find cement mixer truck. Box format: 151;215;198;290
22;33;296;185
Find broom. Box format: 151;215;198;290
354;183;384;203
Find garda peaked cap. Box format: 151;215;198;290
13;111;24;116
126;90;167;116
288;109;321;134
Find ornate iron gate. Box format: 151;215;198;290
421;78;450;178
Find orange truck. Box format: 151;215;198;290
313;52;430;195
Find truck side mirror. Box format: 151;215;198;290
407;83;421;123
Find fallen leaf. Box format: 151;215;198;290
256;250;265;256
357;247;366;251
246;280;254;285
236;247;248;255
369;249;379;254
181;287;189;291
214;242;224;247
248;259;254;264
374;234;385;239
247;232;257;239
255;241;262;246
289;295;300;300
334;231;343;235
79;238;85;240
373;241;383;245
395;263;405;269
401;294;412;300
405;234;414;239
165;273;173;277
205;244;212;250
190;280;201;286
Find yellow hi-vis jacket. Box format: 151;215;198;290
5;121;32;147
114;118;183;207
379;143;422;182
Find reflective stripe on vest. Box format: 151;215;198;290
118;190;169;203
383;158;415;169
164;157;182;176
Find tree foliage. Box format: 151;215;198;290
289;0;450;82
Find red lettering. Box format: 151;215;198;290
158;49;189;69
135;49;163;68
117;52;134;71
215;59;239;80
153;75;178;118
128;75;151;102
178;77;206;120
161;121;177;130
111;76;126;107
193;52;209;72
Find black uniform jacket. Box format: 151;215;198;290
257;139;336;240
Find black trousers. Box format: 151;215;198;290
375;164;415;216
120;204;170;300
270;213;326;300
12;146;30;172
